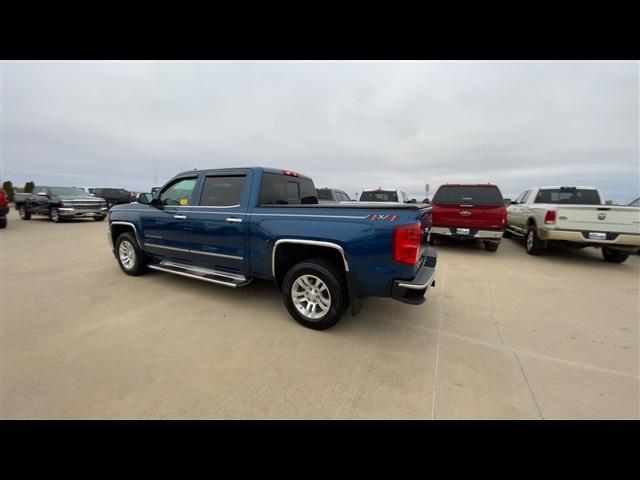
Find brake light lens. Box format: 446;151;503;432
283;170;299;177
544;210;556;224
393;223;422;265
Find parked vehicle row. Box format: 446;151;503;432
108;167;437;331
92;188;137;208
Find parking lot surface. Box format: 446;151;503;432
1;209;638;419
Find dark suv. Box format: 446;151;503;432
92;188;135;208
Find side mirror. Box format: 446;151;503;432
137;193;153;204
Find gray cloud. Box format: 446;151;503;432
1;60;638;203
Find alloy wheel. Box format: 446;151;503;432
291;274;332;320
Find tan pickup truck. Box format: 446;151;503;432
505;186;640;263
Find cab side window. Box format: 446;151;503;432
199;176;246;206
160;178;197;206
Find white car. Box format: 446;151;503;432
505;186;640;263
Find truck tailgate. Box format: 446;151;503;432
556;205;640;234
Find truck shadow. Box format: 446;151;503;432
502;236;640;268
143;271;399;334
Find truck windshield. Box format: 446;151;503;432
360;191;398;202
432;186;503;205
48;187;92;197
534;189;601;205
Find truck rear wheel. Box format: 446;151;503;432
115;232;148;276
525;226;545;255
282;258;347;330
19;205;31;220
0;217;6;228
602;247;629;264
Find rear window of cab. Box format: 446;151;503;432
433;186;503;205
360;191;398;202
259;173;318;205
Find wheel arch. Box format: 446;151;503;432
110;221;143;249
272;240;348;288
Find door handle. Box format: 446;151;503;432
226;217;242;223
174;214;187;219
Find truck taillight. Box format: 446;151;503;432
393;223;422;265
283;170;299;177
544;210;556;224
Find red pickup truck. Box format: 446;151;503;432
0;188;9;228
429;184;506;251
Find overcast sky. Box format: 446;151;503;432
1;61;638;202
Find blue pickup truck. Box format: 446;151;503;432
107;167;437;330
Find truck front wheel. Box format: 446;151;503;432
19;205;31;220
282;259;348;330
115;232;148;276
525;226;545;255
50;207;63;223
602;247;629;264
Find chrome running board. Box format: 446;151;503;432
148;261;251;288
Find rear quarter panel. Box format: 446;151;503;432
249;206;431;297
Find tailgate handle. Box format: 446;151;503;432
173;214;187;220
226;217;243;223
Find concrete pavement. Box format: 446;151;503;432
1;209;638;419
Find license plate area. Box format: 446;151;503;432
456;228;470;235
588;232;607;240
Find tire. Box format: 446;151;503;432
525;225;545;255
115;232;148;276
282;258;348;330
19;205;31;220
50;207;63;223
602;247;629;264
0;217;6;229
94;215;106;221
484;241;499;252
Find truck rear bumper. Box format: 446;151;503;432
540;228;640;247
431;226;503;241
392;248;437;305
